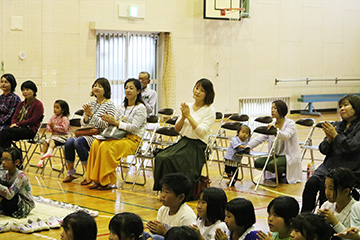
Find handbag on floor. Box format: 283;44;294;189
192;175;211;199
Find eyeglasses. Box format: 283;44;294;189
0;157;12;162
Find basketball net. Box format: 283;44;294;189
227;10;240;21
221;8;244;22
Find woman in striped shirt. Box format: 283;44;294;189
63;78;116;185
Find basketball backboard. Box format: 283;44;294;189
203;0;242;20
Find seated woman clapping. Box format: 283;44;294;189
86;78;147;190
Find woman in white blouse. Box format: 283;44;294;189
153;78;216;194
247;100;302;184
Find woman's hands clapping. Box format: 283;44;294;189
101;112;117;125
180;102;190;119
83;104;93;118
321;121;337;142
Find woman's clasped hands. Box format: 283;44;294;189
321;121;337;141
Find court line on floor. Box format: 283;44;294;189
31;183;159;212
32;233;57;240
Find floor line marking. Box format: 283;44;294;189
31;184;159;212
32;233;57;240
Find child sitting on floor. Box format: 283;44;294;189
109;212;144;240
257;196;299;240
61;210;97;240
0;147;34;219
215;198;258;240
318;167;359;236
191;187;229;240
146;173;196;237
223;124;251;186
291;212;332;240
37;99;70;167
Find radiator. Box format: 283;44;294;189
239;96;290;129
239;96;290;117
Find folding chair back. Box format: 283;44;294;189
158;108;175;126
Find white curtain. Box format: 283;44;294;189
97;32;158;108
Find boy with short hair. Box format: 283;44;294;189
147;173;196;237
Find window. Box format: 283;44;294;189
96;32;159;108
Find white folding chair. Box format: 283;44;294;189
118;122;162;191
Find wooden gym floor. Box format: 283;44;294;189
1;111;340;240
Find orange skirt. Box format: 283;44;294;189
86;134;141;186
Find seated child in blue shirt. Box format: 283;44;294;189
146;173;196;238
224;124;251;186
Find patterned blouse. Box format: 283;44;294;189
0;168;35;218
0;92;21;130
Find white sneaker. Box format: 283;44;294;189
36;218;50;231
37;159;44;168
46;216;61;229
0;222;11;233
83;209;99;217
11;222;35;234
55;216;63;225
27;219;42;232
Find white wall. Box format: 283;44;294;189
1;0;360;120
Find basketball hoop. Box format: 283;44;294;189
220;7;245;21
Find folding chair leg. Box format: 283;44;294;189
119;157;137;189
237;164;244;181
229;168;239;186
130;160;146;191
247;156;256;185
254;154;278;191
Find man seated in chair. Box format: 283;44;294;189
247;100;302;184
139;71;157;117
